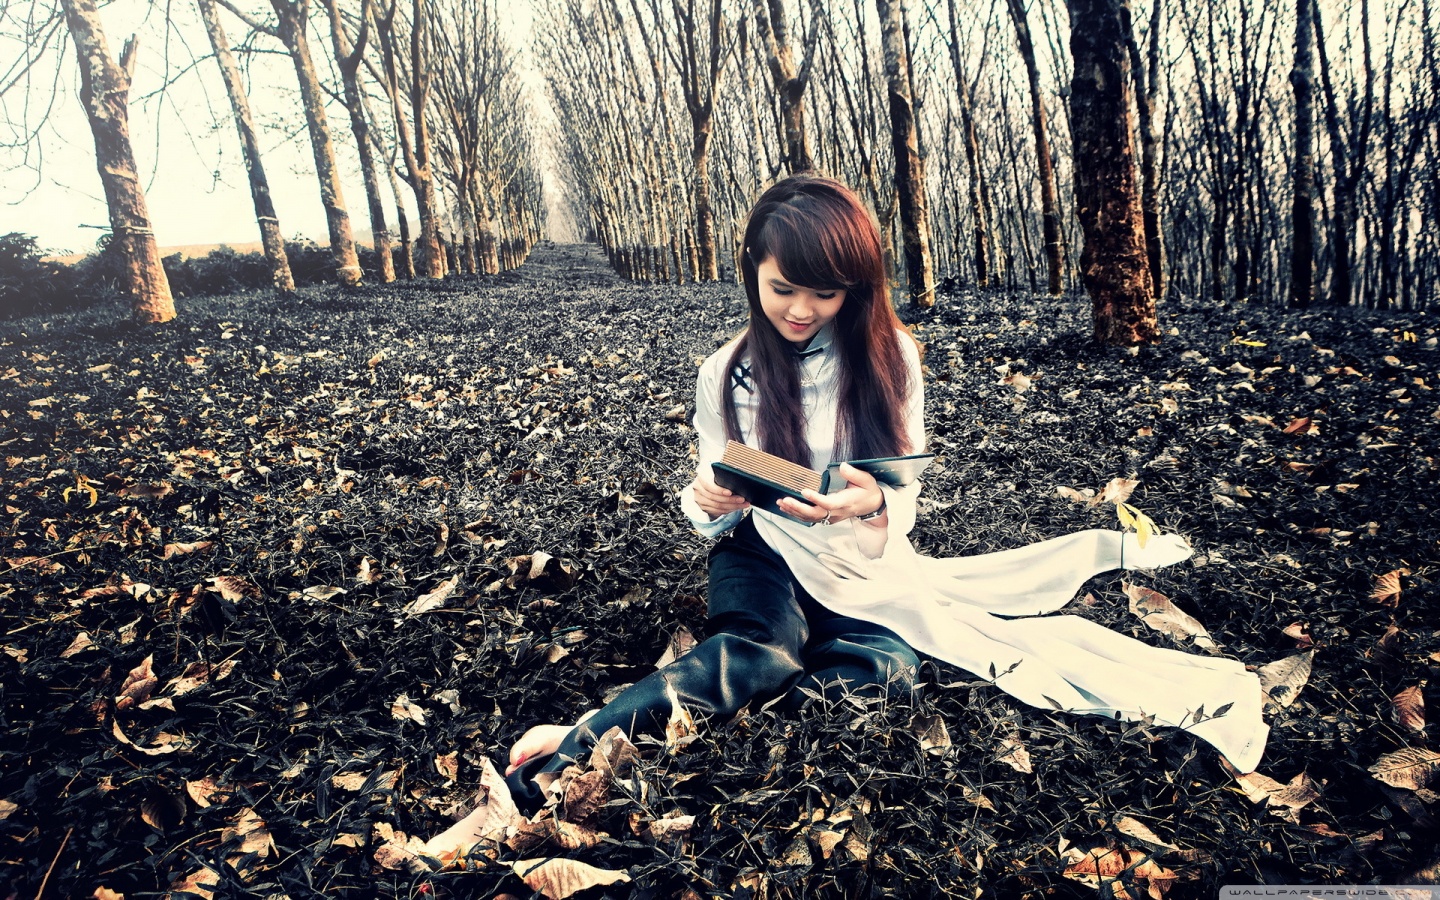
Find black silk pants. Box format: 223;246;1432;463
505;514;919;810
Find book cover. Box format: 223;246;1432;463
710;441;933;524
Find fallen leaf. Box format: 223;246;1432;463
1231;769;1322;820
0;799;17;820
908;713;951;756
92;888;124;900
119;482;173;499
372;822;431;874
1282;417;1313;435
390;694;427;726
60;631;95;658
654;625;697;668
112;720;192;756
115;655;158;711
166;659;237;697
1371;568;1411;606
435;752;459;781
356;557;381;584
1369;747;1440;791
1282;622;1314;649
162;540;214;559
186;777;232;808
1060;841;1177;900
665;682;696;750
1091;477;1139;507
404;574;459;616
331;772;370;792
424;758;519;861
561;769;610;829
644;813;695;843
1112;816;1178;852
221;808;274;863
169;865;220;899
1393;685;1426;732
995;733;1033;773
208;575;260;602
301;585;346;601
1056;485;1095;503
1257;651;1314;710
1002;372;1032;393
1124;583;1217;651
511;857;631;899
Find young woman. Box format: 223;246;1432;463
427;174;1268;855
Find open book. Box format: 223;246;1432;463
711;440;933;524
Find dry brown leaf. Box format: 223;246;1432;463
434;752;459;782
908;713;951;756
1056;485;1095;503
560;769;611;830
1393;685;1426;732
390;694;427;726
331;772;370;792
1281;622;1314;650
60;631;95;658
1257;651;1314;710
1371;568;1411;606
115;655;157;711
0;799;17;820
186;777;232;808
120;482;173;499
995;733;1033;773
1060;841;1177;900
166;659;237;697
1282;416;1313;435
356;557;381;584
221;807;274;866
404;574;458;616
645;813;695;843
4;555;64;576
1232;769;1322;820
511;857;631;899
1091;477;1139;507
163;541;214;559
665;682;695;750
92;888;125;900
372;822;432;874
654;625;698;668
1113;816;1178;851
1002;372;1033;393
1124;583;1217;651
1369;747;1440;791
169;865;220;899
424;758;520;861
208;575;260;602
589;726;640;779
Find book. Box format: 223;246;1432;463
710;440;933;524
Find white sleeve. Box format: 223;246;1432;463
680;352;743;537
852;333;926;559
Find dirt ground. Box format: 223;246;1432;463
1;243;1436;898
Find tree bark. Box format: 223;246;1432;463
1066;0;1158;344
196;0;294;293
324;0;394;282
1005;0;1063;295
269;0;362;287
1289;0;1315;307
943;0;989;287
60;0;176;323
1123;0;1165;300
753;0;817;173
875;0;935;307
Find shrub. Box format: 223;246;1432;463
0;233;88;318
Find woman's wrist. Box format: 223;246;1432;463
855;491;887;522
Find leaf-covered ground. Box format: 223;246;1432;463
1;243;1437;899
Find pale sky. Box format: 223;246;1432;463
0;0;544;257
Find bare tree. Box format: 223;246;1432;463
752;0;819;173
196;0;295;292
876;0;934;307
1066;0;1157;344
324;0;395;282
1005;0;1064;294
214;0;364;286
59;0;176;322
1288;0;1314;307
1123;0;1164;299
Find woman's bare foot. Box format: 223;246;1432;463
505;723;573;775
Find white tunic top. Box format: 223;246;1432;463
681;324;1269;773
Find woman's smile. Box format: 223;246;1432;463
756;256;846;344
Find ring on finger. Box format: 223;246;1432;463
821;512;832;525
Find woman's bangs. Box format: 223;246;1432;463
757;210;860;292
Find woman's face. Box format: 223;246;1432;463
755;255;846;346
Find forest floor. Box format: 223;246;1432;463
1;243;1437;900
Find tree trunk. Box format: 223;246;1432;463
324;0;394;283
1066;0;1158;344
271;0;361;287
197;0;294;293
1289;0;1315;307
754;0;815;172
60;0;176;323
1312;0;1353;306
944;0;989;287
409;0;444;278
1005;0;1063;295
1123;0;1165;299
875;0;935;307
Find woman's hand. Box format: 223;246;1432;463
777;463;886;526
506;723;574;775
691;471;751;519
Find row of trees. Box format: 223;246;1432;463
538;0;1440;328
14;0;546;323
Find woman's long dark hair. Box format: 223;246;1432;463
722;174;915;466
